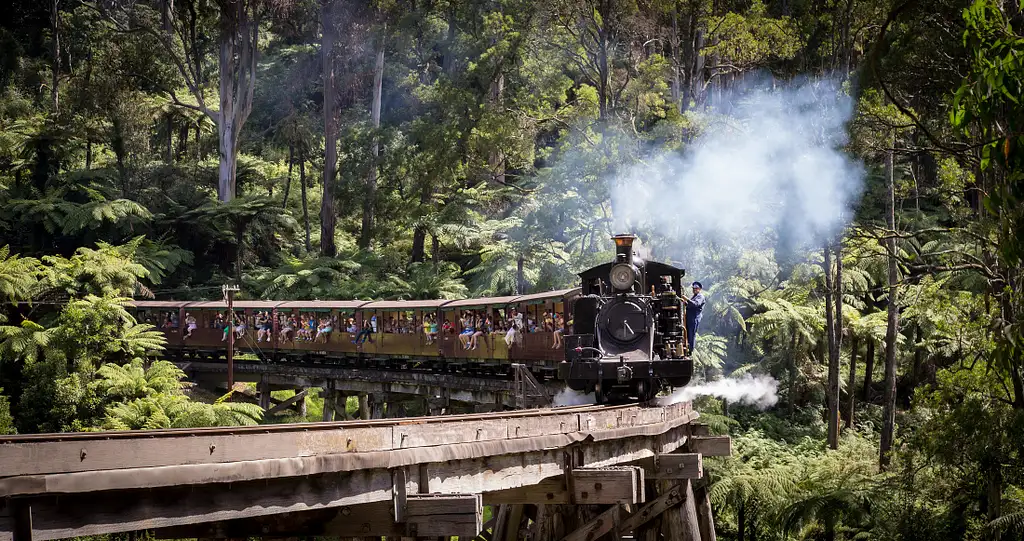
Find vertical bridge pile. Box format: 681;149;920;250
0;403;730;541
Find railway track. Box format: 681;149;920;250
0;402;636;444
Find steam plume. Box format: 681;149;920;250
610;78;863;255
551;387;596;407
662;374;779;409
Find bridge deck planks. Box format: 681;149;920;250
0;404;709;541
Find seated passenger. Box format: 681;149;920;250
469;315;486;350
315;317;333;343
256;312;269;343
459;314;474;350
552;313;564;349
234;314;246;339
280;316;295;341
184;313;197;338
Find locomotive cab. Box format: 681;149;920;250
559;234;693;402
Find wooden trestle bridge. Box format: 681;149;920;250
0;402;730;541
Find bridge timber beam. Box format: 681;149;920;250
176;361;559;408
0;403;708;541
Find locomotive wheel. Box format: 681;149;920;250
594;382;608;405
636;379;656;403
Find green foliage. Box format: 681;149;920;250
0;387;14;434
93;360;264;430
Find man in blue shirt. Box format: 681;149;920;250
681;281;705;355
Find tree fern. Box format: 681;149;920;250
0;246;43;302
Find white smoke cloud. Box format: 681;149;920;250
661;374;779;409
610;78;863;254
551;387;597;407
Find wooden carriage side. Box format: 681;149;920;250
276;300;369;357
360;299;447;358
127;300;192;349
181;300;285;353
440;295;521;362
509;288;580;364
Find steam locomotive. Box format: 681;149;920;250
558;234;693;402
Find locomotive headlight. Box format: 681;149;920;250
609;263;637;291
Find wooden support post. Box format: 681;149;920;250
370;395;385;420
491;505;510;541
322;391;334;422
359;394;370;420
258;375;270;411
633;481;661;541
297;388;307;418
694;483;716;541
11;499;32;541
502;504;523;541
333;393;349;420
658;480;700;541
557;504;621;541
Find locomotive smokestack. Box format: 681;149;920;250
612;234;637;261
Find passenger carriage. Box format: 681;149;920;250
129;288;580;374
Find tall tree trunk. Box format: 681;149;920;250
431;234;440;269
824;242;840;449
360;23;386;250
442;7;457;74
834;238;844;428
215;0;259;203
880;138;899;470
320;0;338;256
217;36;239;202
671;0;682;113
162;0;174;33
488;72;505;184
165;115;174;163
176;122;189;160
845;334;857;428
688;2;705;107
86;141;92;170
282;144;293;208
50;0;60;113
863;338;875;402
598;29;609;120
300;147;310;253
737;501;745;541
789;331;798;413
411;187;429;263
912;324;923;393
517;255;525;294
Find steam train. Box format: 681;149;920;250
558;234;693;402
128;234;693;402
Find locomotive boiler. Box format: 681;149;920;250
557;234;694;402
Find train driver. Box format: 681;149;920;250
680;281;705;354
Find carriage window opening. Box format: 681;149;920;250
314;312;333;343
423;312;438;344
